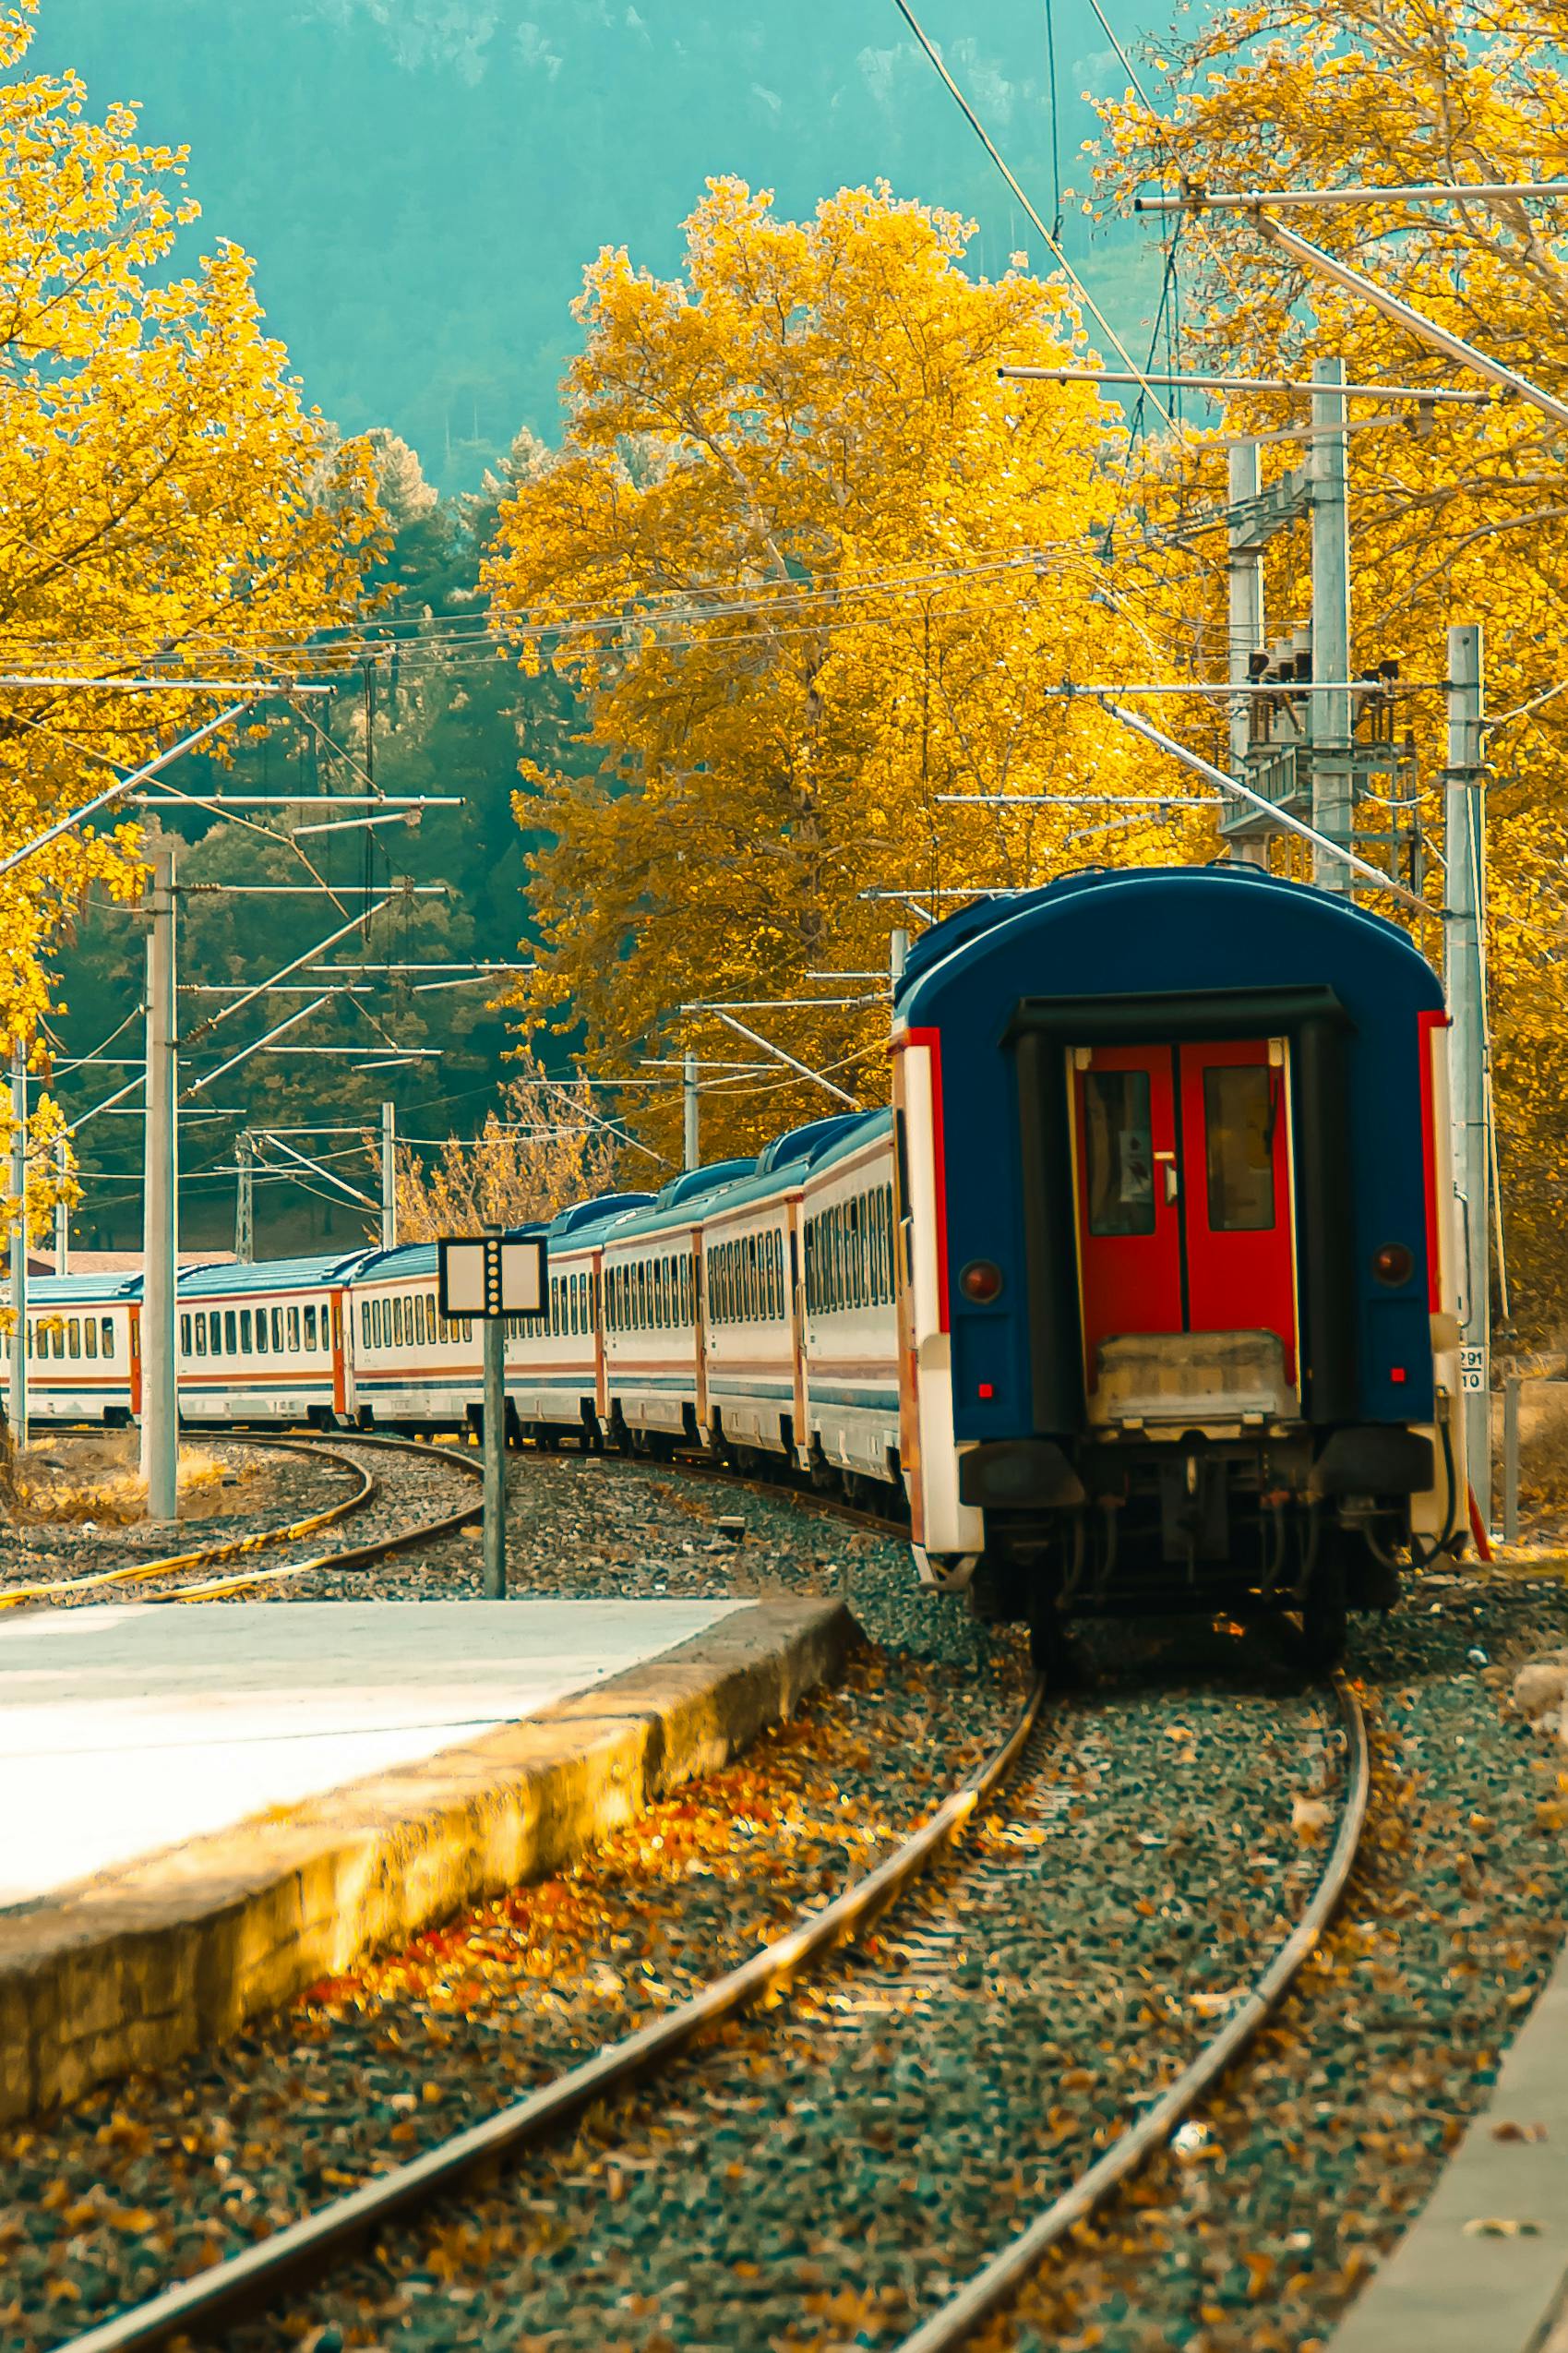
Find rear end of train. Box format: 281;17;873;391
892;865;1466;1665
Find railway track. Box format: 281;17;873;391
1;1430;482;1609
54;1652;1368;2353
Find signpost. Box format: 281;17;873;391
438;1228;546;1597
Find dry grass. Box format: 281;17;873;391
1;1432;262;1527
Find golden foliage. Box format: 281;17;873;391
0;2;381;1243
485;180;1215;1161
1093;0;1568;1330
390;1050;623;1239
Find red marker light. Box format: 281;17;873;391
959;1258;1004;1304
1390;1367;1406;1384
977;1381;995;1399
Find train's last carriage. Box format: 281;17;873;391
892;866;1465;1663
4;1274;142;1425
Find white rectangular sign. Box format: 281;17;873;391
437;1234;546;1320
1459;1344;1487;1394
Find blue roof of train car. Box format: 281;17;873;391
348;1243;438;1284
177;1252;371;1298
12;1270;144;1306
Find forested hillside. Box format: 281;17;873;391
27;0;1158;491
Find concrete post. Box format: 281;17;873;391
1310;356;1353;892
890;928;910;989
380;1099;397;1251
1445;622;1489;1528
8;1040;27;1453
54;1136;69;1277
1502;1371;1521;1545
140;839;179;1521
682;1050;699;1172
1227;438;1267;868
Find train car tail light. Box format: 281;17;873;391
959;1259;1004;1304
1372;1243;1415;1288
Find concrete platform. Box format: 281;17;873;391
0;1595;855;2122
1328;1934;1568;2353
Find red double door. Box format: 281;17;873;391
1071;1038;1299;1395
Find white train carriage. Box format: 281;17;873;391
799;1110;901;1489
600;1166;747;1450
176;1253;367;1425
346;1243;482;1430
510;1193;653;1446
3;1273;142;1425
696;1150;809;1464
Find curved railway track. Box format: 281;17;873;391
2;1430;482;1609
54;1656;1369;2353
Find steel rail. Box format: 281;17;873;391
0;1437;377;1610
144;1430;485;1597
890;1671;1371;2352
58;1671;1044;2353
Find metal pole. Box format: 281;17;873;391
54;1135;69;1276
1445;622;1490;1530
1310;357;1353;893
381;1100;397;1250
141;838;179;1521
1503;1370;1521;1544
8;1042;27;1453
682;1050;700;1171
890;928;910;988
1227;439;1266;867
235;1132;255;1263
483;1225;507;1599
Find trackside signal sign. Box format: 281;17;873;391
438;1234;546;1321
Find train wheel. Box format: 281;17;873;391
1293;1558;1348;1670
1026;1599;1075;1687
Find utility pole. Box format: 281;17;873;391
380;1099;397;1250
235;1130;255;1264
54;1136;69;1276
1309;356;1353;891
8;1041;27;1452
1227;439;1266;869
682;1050;700;1171
141;838;178;1521
482;1222;507;1598
1444;622;1490;1528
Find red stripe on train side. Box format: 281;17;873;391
1418;1007;1449;1314
900;1026;949;1333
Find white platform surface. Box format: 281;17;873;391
0;1599;743;1909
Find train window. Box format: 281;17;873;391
272;1306;284;1351
240;1310;253;1352
256;1307;269;1355
194;1315;207;1357
1083;1071;1156;1237
206;1312;220;1356
305;1305;318;1351
85;1317;98;1360
67;1318;80;1359
391;1297;403;1347
287;1306;301;1351
1203;1066;1276;1233
427;1293;438;1342
661;1257;671;1326
102;1316;115;1358
361;1301;371;1347
180;1314;191;1355
225;1311;238;1354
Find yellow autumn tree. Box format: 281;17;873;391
485;180;1214;1162
390;1051;624;1239
1094;0;1568;1331
0;1;382;1246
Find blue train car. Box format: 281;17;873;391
892;865;1466;1663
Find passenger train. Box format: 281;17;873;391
8;866;1467;1666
